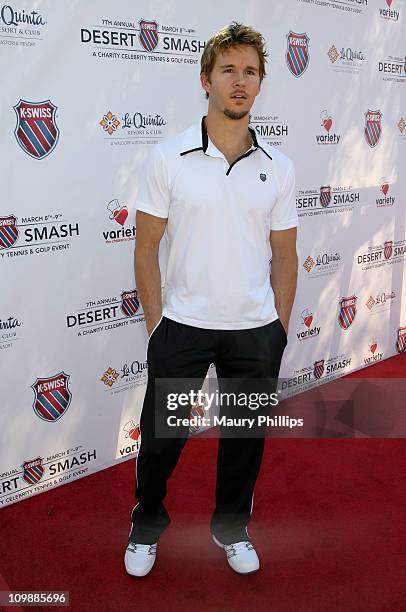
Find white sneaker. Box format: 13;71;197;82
212;534;260;575
124;542;157;577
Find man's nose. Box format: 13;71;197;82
233;72;247;86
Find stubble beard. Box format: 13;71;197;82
223;108;249;121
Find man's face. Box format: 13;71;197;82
201;44;261;120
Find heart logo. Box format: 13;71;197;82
304;315;313;328
370;343;377;354
381;183;389;195
113;206;128;226
323;117;333;132
129;426;140;441
386;0;393;7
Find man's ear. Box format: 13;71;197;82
200;72;210;95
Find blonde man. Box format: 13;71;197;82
125;22;298;577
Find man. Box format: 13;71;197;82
125;22;298;577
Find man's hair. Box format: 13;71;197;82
200;22;268;84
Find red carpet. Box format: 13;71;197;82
1;353;405;612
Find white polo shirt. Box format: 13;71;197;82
135;117;298;330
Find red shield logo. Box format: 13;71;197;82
286;32;310;77
396;327;406;353
313;360;325;379
384;241;393;260
22;457;44;485
14;99;59;159
139;19;159;51
320;186;331;208
338;295;357;330
0;215;19;249
121;290;140;317
364;109;382;147
32;372;71;422
189;404;206;435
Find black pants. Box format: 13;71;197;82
130;316;287;545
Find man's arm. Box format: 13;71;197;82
134;210;167;336
270;227;298;334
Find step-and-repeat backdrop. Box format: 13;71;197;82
1;0;405;507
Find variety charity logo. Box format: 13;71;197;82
296;309;320;341
118;420;141;458
316;111;341;145
376;180;395;207
103;199;136;245
379;0;400;21
286;31;310;77
13;100;59;159
364;339;383;365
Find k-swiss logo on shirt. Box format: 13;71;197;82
260;173;267;182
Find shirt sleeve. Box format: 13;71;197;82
270;160;298;230
135;145;170;219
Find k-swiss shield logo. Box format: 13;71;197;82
189;404;206;435
338;295;357;330
260;173;266;182
384;240;393;260
0;215;19;249
313;360;325;379
22;457;44;485
14;100;59;159
139;19;159;51
396;327;406;353
320;186;331;208
32;372;71;422
286;31;310;77
121;290;140;317
364;110;382;147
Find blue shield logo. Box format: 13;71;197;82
286;32;310;77
32;372;71;422
14;100;59;159
139;19;159;51
0;215;19;249
121;290;140;317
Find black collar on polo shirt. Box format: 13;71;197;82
180;116;273;162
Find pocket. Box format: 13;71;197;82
277;318;288;344
146;316;164;354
